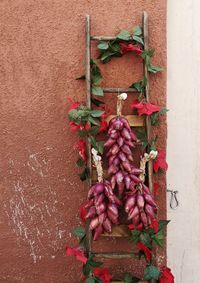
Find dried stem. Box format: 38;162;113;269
139;150;158;183
117;93;127;116
91;148;103;183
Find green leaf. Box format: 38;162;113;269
76;157;85;167
90;110;104;118
109;42;121;53
79;167;90;181
159;108;169;115
91;98;105;107
150;112;159;126
68;109;78;121
133;26;142;36
86;278;95;283
89;116;100;126
76;75;86;80
158;220;170;231
148;65;163;73
97;41;109;50
92;86;104;97
123;273;133;283
117;30;131;40
73;227;86;238
83;262;91;276
89;126;100;135
144;265;160;280
88;256;103;268
95;141;104;155
78;129;89;138
88;136;96;147
133;35;144;45
100;50;115;62
140;232;152;248
152;230;165;247
130;229;141;243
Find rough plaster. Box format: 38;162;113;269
0;1;166;282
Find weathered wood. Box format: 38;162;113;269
102;225;130;237
106;115;145;127
93;252;138;259
102;87;138;93
143;11;156;283
85;15;92;256
91;35;117;41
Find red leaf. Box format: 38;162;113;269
120;43;142;55
67;97;80;111
153;183;160;196
69;122;81;131
159;266;174;283
153;149;168;173
80;204;87;223
151;218;159;233
136;242;152;262
66;247;87;264
131;99;161;116
128;224;135;230
74;139;87;161
99;120;108;133
93;268;112;283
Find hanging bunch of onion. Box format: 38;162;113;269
85;179;121;240
104;115;143;195
124;182;157;229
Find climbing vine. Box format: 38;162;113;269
66;24;174;283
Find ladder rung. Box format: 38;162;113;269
91;36;117;41
103;87;137;93
93;252;138;259
102;225;130;237
106;115;145;127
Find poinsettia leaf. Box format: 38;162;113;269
88;256;103;267
78;129;89;138
148;65;163;73
95;141;104;155
92;86;104;97
133;35;144;46
133;26;143;36
109;42;121;52
76;157;85;167
123;272;140;283
91;98;105;107
151;112;159;126
140;232;152;248
98;41;109;50
159;108;169;115
73;227;86;238
117;30;131;41
152;230;165;247
89;116;100;126
83;263;91;276
76;75;86;80
158;220;170;231
90;110;104;118
130;229;141;243
89;126;100;135
100;50;115;62
86;278;95;283
79;167;90;181
144;265;160;280
94;277;103;283
88;135;96;146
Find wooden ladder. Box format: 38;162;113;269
84;12;155;283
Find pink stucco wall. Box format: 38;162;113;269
0;1;166;282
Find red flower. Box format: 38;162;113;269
128;223;144;231
67;97;80;111
149;218;159;233
131;99;161;116
80;204;87;223
120;43;142;55
154;182;160;196
159;266;174;283
69;122;81;131
66;247;87;264
136;242;152;262
74;139;87;161
93;268;112;283
128;224;135;230
153;149;168;173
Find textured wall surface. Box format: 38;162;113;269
0;1;166;282
167;1;200;282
